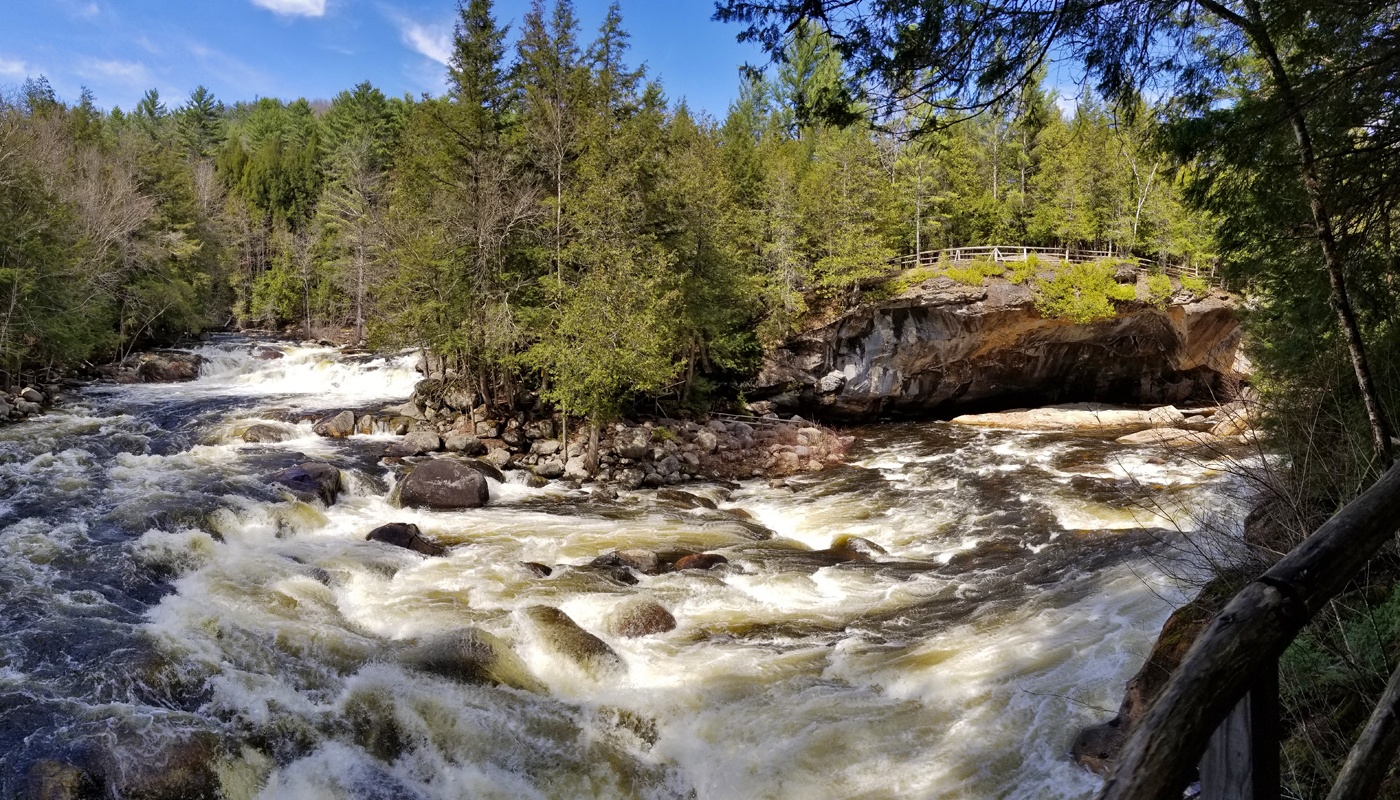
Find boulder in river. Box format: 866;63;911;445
1115;428;1221;447
24;760;100;800
523;605;625;678
136;352;202;383
313;410;357;438
397;458;490;510
252;346;284;360
952;404;1185;433
592;548;663;576
656;488;717;510
106;730;223;800
242;423;294;444
385;430;441;457
604;597;677;638
401;627;543;692
366;522;446;556
271;462;342;505
19;386;44;404
673;553;729;571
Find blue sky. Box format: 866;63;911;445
0;0;765;117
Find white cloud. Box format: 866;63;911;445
78;58;152;85
404;22;451;65
250;0;327;18
384;9;452;66
0;55;28;79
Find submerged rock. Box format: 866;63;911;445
1115;428;1221;447
656;488;718;510
523;606;625;678
242;423;294;444
397;458;490;510
604;597;677;638
271;462;342;506
592;549;664;576
24;760;100;800
366;522;446;556
401;627;542;691
673;553;729;571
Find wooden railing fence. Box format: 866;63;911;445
1098;462;1400;800
885;244;1217;281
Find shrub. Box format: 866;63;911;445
1007;253;1040;284
1180;275;1209;296
888;266;940;295
1145;273;1173;308
944;258;1005;286
1032;260;1134;323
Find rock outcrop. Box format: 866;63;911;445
750;277;1246;421
97;351;204;384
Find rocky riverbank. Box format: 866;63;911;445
289;373;855;490
0;385;55;424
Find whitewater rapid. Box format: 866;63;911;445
0;337;1250;799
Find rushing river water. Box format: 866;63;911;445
0;337;1250;799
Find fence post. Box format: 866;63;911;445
1199;658;1279;800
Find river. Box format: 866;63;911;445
0;337;1250;799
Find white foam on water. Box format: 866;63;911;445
2;339;1261;799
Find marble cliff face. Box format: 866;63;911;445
750;278;1247;421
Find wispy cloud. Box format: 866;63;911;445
186;40;276;99
0;55;29;79
386;11;452;66
250;0;327;18
78;58;152;86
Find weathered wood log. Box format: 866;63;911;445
1098;461;1400;800
1200;661;1278;799
1326;654;1400;800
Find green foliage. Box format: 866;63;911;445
1180;275;1208;296
1145;273;1172;308
1007;253;1040;284
1032;261;1134;323
943;258;1005;286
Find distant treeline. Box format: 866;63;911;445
0;0;1210;417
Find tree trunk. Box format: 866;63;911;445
585;418;600;476
1200;0;1396;467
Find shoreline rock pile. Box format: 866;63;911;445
308;377;854;487
0;385;53;424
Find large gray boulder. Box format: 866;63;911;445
271;462;342;505
313;410;357;438
398;459;490;510
613;427;650;459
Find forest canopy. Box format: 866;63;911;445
0;0;1212;426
